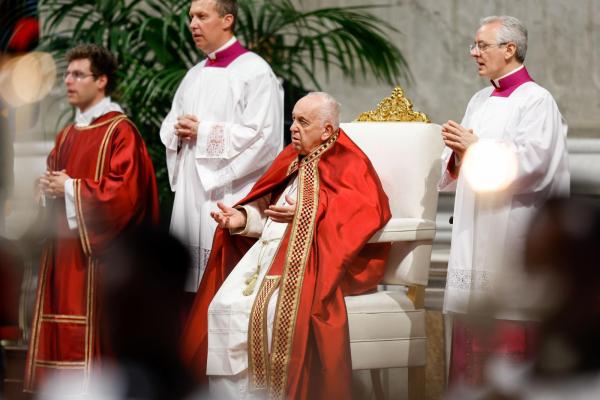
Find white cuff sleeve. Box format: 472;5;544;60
64;179;78;230
229;196;270;238
196;121;230;159
438;148;458;192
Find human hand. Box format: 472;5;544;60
38;171;51;195
175;115;199;140
264;194;296;223
45;170;70;198
442;120;478;160
210;202;247;229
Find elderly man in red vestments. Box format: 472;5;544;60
23;44;160;394
182;92;391;399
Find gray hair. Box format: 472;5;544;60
305;91;341;131
480;15;528;63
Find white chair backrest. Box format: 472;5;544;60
341;122;444;285
341;122;444;222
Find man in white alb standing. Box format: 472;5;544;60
160;0;283;291
439;15;569;386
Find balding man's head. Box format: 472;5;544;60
305;92;341;131
290;92;341;155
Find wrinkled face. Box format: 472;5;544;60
471;22;510;80
64;58;106;112
189;0;232;54
290;96;332;156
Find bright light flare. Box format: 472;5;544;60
0;51;56;107
462;140;518;193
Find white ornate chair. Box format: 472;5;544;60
341;116;444;399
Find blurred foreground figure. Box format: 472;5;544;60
438;16;569;386
0;95;13;234
446;197;600;400
183;93;391;399
38;229;195;399
0;238;24;392
24;44;159;394
99;230;195;399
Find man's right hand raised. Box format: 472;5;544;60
210;202;246;229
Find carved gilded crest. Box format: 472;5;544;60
356;86;429;123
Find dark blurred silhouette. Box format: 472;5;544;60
446;196;600;399
0;237;24;393
524;197;600;378
96;228;196;400
0;95;13;233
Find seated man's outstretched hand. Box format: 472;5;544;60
265;194;296;223
211;202;246;229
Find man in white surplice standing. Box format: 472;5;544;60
438;16;569;385
160;0;283;291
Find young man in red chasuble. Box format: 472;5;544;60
24;44;160;394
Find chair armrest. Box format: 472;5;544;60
368;218;436;243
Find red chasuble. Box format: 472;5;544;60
24;112;160;393
182;129;391;399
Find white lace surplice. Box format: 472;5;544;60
440;81;570;320
160;46;284;292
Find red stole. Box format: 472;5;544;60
24;112;159;393
182;130;391;399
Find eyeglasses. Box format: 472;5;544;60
63;71;95;81
469;42;507;54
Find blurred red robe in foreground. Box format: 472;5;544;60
183;130;391;399
24;111;159;393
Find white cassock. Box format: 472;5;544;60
206;178;297;400
439;67;570;320
160;38;283;291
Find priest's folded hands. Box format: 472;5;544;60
174;114;199;140
441;119;478;160
38;169;70;198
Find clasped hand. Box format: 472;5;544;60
441;120;478;160
175;115;199;140
38;170;70;198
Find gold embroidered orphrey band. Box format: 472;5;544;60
24;257;97;395
53;125;72;170
286;130;339;177
268;156;320;399
247;130;338;398
94;115;128;181
248;275;281;390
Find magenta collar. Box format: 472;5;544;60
205;41;249;68
490;66;533;97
